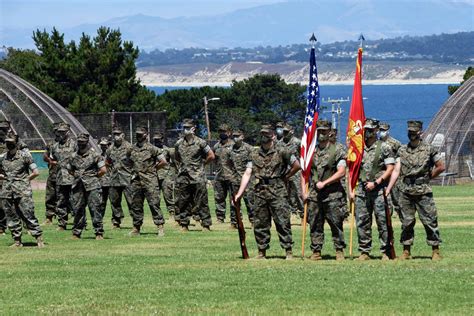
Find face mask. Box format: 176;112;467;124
318;133;329;142
6;143;16;150
136;134;146;143
276;128;283;137
379;131;389;139
0;129;7;138
184;128;194;136
154;141;163;148
113;134;123;144
260;135;272;144
78;143;88;150
219;133;228;141
233;136;243;145
100;145;108;153
365;130;376;140
408;132;420;142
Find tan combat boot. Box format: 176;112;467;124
112;223;121;230
180;225;189;232
95;235;104;240
355;252;370;261
157;225;165;237
336;250;345;261
255;249;266;260
432;246;442;261
10;239;23;248
309;251;322;261
381;253;390;261
56;226;66;232
0;228;5;236
285;249;294;260
36;236;45;248
128;226;140;236
398;245;412;260
43;217;53;225
202;226;211;232
230;223;238;230
71;234;81;240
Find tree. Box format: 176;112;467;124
448;66;474;95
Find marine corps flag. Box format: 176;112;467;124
346;47;366;191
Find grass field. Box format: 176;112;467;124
0;184;473;315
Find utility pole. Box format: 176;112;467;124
322;97;350;142
203;96;220;142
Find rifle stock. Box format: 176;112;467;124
233;197;249;259
382;188;396;259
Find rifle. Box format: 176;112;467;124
382;188;396;259
232;197;249;259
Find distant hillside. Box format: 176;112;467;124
137;32;474;67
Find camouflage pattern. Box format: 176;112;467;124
129;142;166;228
213;139;235;222
157;146;178;216
229;141;255;222
174;135;212;227
99;146;111;223
307;143;347;252
50;137;76;228
0;141;7;230
44;139;59;219
381;135;403;219
247;145;295;251
69;147;106;236
355;140;395;254
106;140;134;225
0;149;42;240
397;141;442;246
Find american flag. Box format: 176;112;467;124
300;46;320;183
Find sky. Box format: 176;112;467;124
0;0;285;28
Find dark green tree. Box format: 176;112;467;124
448;66;474;95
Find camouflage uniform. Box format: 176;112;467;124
0;123;9;233
68;134;106;237
246;125;295;252
129;128;166;230
307;121;347;253
397;121;442;247
355;119;395;255
229;130;254;223
98;138;111;224
153;133;178;218
107;133;134;227
50;123;76;229
379;122;403;220
44;136;59;221
213;124;236;223
174;119;213;228
0;138;42;242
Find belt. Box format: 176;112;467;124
403;176;429;185
256;177;282;185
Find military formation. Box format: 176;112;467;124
0;117;446;261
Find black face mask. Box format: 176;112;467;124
219;133;228;141
136;134;146;143
318;133;329;142
260;135;272;144
6;143;16;150
78;143;88;150
154;141;163;148
408;132;420;142
365;130;376;141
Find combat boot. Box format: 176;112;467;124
216;218;225;224
36;236;45;248
157;225;165;237
285;249;294;260
309;251;322;261
95;235;104;240
230;223;238;230
43;217;53;225
71;234;81;240
180;225;189;232
381;253;390;261
128;227;140;236
432;246;442;261
355;252;370;261
335;250;345;261
10;239;22;248
112;223;121;230
56;226;66;232
255;249;266;260
202;226;211;232
398;245;412;260
0;228;5;235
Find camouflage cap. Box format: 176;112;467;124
112;125;123;134
275;121;284;128
98;137;109;145
57;122;70;132
4;132;17;143
77;133;89;142
135;126;147;134
0;119;10;129
364;118;379;129
407;120;423;132
182;118;195;128
232;129;244;137
379;122;390;131
260;124;274;134
152;132;164;140
52;122;62;131
283;123;293;132
316;119;332;130
218;123;231;132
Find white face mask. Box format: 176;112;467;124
379;131;389;139
184;127;195;136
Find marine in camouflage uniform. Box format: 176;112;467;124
98;137;112;227
352;118;395;261
329;127;349;220
107;126;134;228
0;133;44;247
213;124;236;225
279;123;304;220
303;120;347;261
174;119;214;231
379;122;403;220
129;127;167;236
228;129;254;224
153;132;178;220
396;120;445;260
0;119;11;234
68;133;107;239
43;122;61;224
234;124;300;260
48;122;76;230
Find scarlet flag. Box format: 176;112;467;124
346;48;366;191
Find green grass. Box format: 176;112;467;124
1;184;473;315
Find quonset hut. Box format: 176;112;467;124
424;76;474;181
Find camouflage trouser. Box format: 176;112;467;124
101;186;109;221
56;184;73;229
175;181;212;227
214;178;236;223
109;186;133;226
230;181;254;222
45;175;57;219
71;184;104;237
158;178;177;216
3;195;42;240
355;189;389;254
390;183;403;221
288;173;304;218
253;183;293;251
0;192;6;231
129;181;165;228
399;192;441;246
307;194;346;252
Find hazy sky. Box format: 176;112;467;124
1;0;285;28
